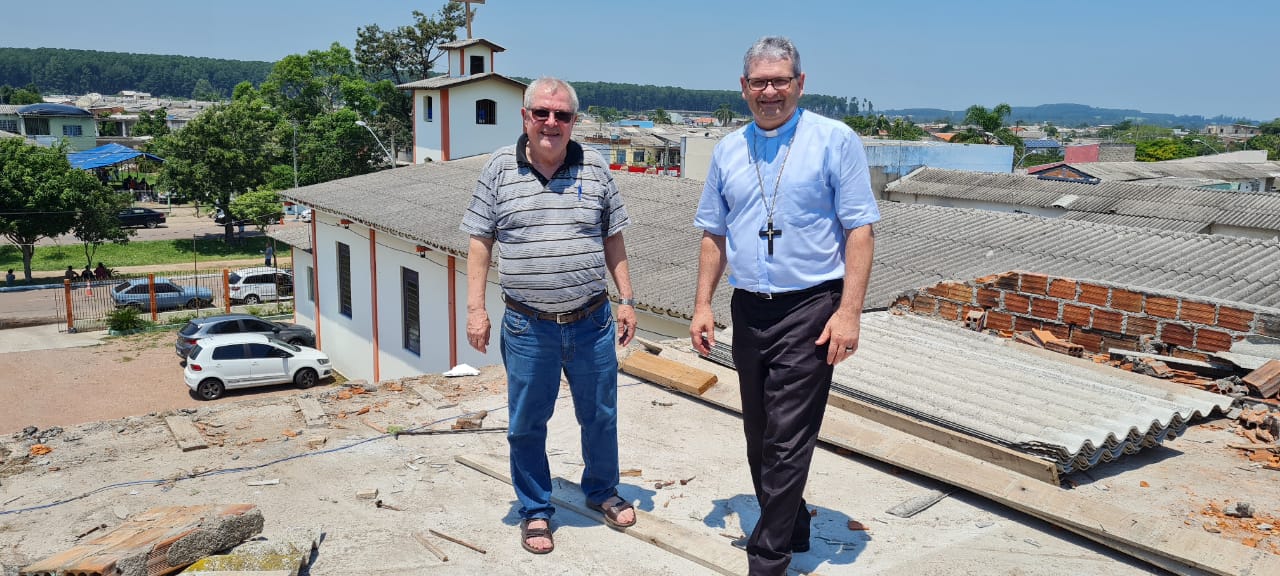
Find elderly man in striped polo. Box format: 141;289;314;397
461;77;639;555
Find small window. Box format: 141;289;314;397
402;267;420;355
62;124;83;136
469;55;485;74
423;95;433;122
632;150;645;163
0;119;17;133
211;344;247;360
306;266;315;303
615;150;625;164
476;99;496;125
337;242;352;318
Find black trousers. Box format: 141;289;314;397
731;280;841;576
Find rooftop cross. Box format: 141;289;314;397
462;0;485;39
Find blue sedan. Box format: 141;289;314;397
112;278;213;311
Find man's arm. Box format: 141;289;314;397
604;232;637;347
816;224;874;364
465;235;495;353
690;231;728;354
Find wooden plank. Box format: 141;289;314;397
620;351;717;396
456;454;747;576
296;398;328;429
1242;359;1280;398
824;393;1059;484
165;415;208;452
651;346;1280;576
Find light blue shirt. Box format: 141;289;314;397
695;109;880;293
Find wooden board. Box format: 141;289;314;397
620;351;717;396
165;415;208;452
651;346;1280;576
456;454;748;576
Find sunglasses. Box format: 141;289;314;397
529;108;576;123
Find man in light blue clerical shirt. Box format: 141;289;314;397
690;35;879;576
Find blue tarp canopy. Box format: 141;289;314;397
67;143;164;170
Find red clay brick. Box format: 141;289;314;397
1078;283;1109;306
1217;306;1255;332
1161;323;1194;349
912;295;937;315
1195;328;1233;353
974;273;1000;285
1044;323;1070;341
1171;349;1209;363
938;300;962;321
1070;330;1105;352
1103;334;1140;352
1146;296;1179;319
1047;279;1077;300
1030;297;1060;320
1111;289;1143;313
994;272;1020;291
976;287;1000;308
892;295;912;309
1092;309;1124;334
1021;273;1049;295
1062;304;1091;326
1125;316;1158;337
1179;300;1216;325
1013;316;1042;332
984;311;1014;331
1004;293;1031;314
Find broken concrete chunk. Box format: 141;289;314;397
355;488;379;500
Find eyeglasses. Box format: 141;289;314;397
529;108;576;123
746;77;794;91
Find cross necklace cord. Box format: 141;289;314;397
751;122;797;256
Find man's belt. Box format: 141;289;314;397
503;292;607;324
738;278;843;300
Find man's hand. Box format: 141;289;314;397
616;304;637;347
689;308;716;355
815;307;861;365
466;308;491;353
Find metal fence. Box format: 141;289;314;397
53;270;294;333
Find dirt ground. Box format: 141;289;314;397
2;337;1280;575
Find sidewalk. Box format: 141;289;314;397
0;257;286;293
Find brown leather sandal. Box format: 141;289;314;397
592;495;637;529
520;518;554;554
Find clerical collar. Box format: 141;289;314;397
751;109;803;139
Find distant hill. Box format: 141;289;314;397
0;47;273;101
882;103;1252;130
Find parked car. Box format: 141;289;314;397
300;208;312;223
183;333;332;400
175;313;315;359
116;207;166;228
228;267;293;304
111;278;213;311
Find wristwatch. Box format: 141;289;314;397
618;298;637;307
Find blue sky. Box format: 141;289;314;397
6;0;1276;121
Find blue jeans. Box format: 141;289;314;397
501;300;620;520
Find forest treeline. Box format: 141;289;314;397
0;47;273;100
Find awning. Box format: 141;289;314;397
67;143;164;170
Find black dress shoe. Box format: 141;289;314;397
791;540;810;553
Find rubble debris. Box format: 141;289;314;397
29;444;51;456
413;532;449;562
620;468;643;477
886;489;952;518
1225;502;1254;518
1242;360;1280;399
374;499;404;511
355;488;379;500
847;520;869;531
75;523;108;540
452;410;489;430
428;529;487;554
245;479;279;487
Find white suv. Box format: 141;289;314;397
228;267;293;304
183;333;332;400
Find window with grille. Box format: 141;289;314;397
476;99;496;125
337;242;352;318
402;267;420;355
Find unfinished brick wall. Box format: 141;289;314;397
893;271;1280;362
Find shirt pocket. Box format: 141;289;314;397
780;180;833;230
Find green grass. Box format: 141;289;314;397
0;237;272;273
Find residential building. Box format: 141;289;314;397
1;103;98;151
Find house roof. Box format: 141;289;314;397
16;103;91;117
0;104;21;115
284;158;1280;323
1023;139;1061;148
396;72;526;91
1052;160;1278;182
66;143;164;170
887;167;1280;233
267;224;311;252
439;38;506;52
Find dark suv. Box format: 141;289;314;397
175;313;316;359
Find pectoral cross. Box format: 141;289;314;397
759;218;782;256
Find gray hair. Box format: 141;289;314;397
742;36;802;78
523;77;579;112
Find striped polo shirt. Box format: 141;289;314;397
461;135;630;314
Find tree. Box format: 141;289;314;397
952;103;1023;158
72;190;133;269
230;189;284;236
1134;139;1195;162
133;109;170;138
8;86;42;105
650;108;671;124
354;4;467;85
1259;118;1280;135
151;98;282;242
0;138;113;280
886;117;927;141
1246;133;1280;160
714;103;734;127
191;78;223;101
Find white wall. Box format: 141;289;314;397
314;214;376;382
292;246;316;332
445;82;524;161
413;90;443;164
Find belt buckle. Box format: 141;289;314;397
554;311;573;324
759;291;773;300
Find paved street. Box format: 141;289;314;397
2;203;310;247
